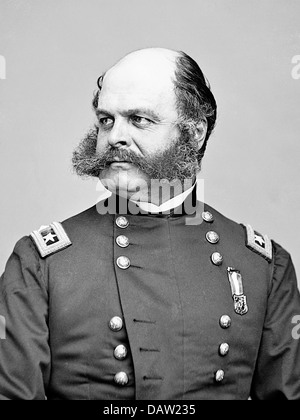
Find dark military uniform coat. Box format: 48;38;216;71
0;195;300;400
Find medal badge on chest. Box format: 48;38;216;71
227;267;249;316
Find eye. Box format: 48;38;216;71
131;116;153;127
99;117;114;128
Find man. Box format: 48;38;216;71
0;48;300;400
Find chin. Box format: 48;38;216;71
99;168;149;199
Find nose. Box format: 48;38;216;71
108;119;132;149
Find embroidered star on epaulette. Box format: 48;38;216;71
254;234;265;248
43;232;58;245
30;222;72;258
245;224;272;262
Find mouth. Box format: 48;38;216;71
108;160;133;168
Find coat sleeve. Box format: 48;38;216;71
250;241;300;400
0;237;50;400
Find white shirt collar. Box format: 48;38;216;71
130;184;195;213
96;182;195;214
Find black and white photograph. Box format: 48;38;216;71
0;0;300;402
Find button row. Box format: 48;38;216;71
205;211;229;384
109;316;129;386
115;218;131;270
216;314;231;383
203;210;224;267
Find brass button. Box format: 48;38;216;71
116;216;129;229
109;316;123;332
202;211;214;223
206;231;220;244
114;371;129;386
116;256;131;270
114;344;128;360
116;235;129;248
215;369;225;382
219;343;230;357
211;252;223;266
219;315;232;329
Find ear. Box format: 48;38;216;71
194;120;208;150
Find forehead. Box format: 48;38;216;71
97;57;178;116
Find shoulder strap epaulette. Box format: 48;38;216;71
30;222;72;258
244;224;272;263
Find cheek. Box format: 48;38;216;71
139;126;180;153
96;130;108;152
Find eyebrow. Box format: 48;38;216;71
95;107;162;121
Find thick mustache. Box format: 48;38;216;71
102;149;140;164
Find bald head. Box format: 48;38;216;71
106;47;179;84
111;47;179;69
